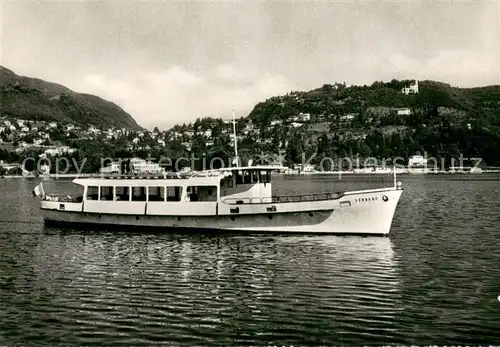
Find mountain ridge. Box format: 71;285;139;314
0;66;143;130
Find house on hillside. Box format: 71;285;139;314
401;80;419;95
397;108;411;116
44;146;76;156
298;113;311;122
340;113;356;122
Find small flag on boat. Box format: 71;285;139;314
32;182;45;197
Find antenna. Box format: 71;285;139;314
393;165;397;188
232;110;239;167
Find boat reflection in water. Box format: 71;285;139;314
30;229;402;345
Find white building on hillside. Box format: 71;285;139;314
401;80;419;95
100;158;165;175
44;146;77;156
130;158;165;174
298;113;311;122
397;108;411;116
100;162;121;174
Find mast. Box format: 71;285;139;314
393;165;397;188
232;110;239;167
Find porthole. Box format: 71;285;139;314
309;212;313;217
382;195;389;202
177;217;181;221
136;216;139;221
268;215;273;220
231;216;235;221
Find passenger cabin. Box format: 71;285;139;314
41;166;286;216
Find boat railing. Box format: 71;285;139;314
222;191;344;205
190;170;229;178
81;172;187;179
43;194;83;203
80;170;229;180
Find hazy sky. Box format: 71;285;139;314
2;0;499;130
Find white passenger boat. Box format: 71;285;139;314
33;112;403;235
33;165;403;235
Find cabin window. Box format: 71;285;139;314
227;176;234;187
243;171;252;184
251;171;258;183
186;185;217;202
100;186;114;201
235;171;244;185
115;186;130;201
86;186;99;200
166;186;182;202
131;187;147;201
259;170;271;183
148;186;165;202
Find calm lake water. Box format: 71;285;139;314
1;174;500;345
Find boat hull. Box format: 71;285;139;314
40;188;403;235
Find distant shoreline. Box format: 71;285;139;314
2;170;500;180
279;171;500;177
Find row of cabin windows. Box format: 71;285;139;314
234;170;271;185
86;186;183;202
85;186;217;202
